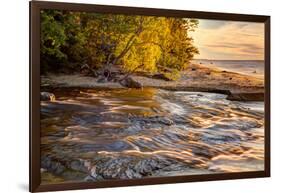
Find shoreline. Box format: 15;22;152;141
191;59;264;79
41;63;264;101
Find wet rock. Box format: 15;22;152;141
172;116;189;125
41;155;52;169
106;141;133;151
129;115;174;126
119;77;142;88
134;159;162;175
227;92;264;101
84;175;96;181
41;152;199;182
92;155;179;180
61;170;88;181
69;160;88;173
41;92;55;101
159;117;174;125
152;73;172;81
41;155;66;175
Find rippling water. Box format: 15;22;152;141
40;88;264;184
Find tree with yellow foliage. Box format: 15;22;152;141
40;10;199;80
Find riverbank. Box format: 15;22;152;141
41;63;264;101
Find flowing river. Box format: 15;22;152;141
40;88;264;184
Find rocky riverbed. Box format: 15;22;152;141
40;88;264;184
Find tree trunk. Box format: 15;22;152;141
112;17;144;66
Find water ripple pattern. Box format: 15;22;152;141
40;88;264;184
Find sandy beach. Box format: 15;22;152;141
41;63;264;101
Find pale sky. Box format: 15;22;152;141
189;19;264;60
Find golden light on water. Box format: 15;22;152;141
190;19;264;60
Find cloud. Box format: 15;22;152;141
190;19;264;60
199;20;229;29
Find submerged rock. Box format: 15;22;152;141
41;92;55;101
129;115;174;126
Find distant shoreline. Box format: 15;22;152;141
41;63;264;101
193;59;264;61
192;59;264;79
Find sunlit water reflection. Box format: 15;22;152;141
40;88;264;184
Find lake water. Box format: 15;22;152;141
40;88;264;184
193;59;264;79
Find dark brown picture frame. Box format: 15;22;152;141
30;1;270;192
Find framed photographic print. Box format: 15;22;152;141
30;1;270;192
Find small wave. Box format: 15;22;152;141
41;88;264;183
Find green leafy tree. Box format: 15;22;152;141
40;10;199;80
40;10;67;72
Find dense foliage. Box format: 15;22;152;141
40;10;199;79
